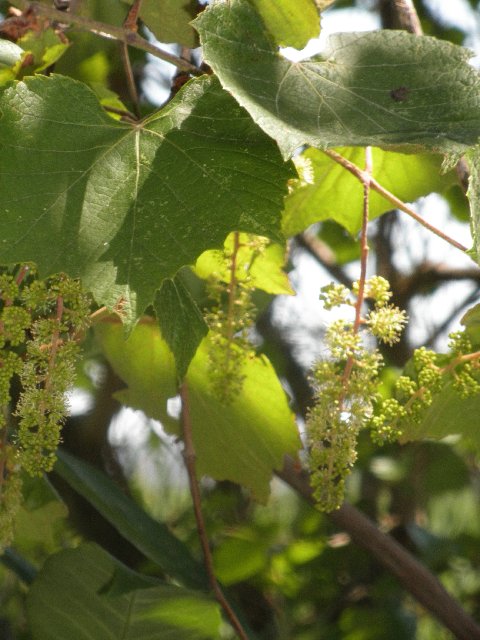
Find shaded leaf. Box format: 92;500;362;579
154;273;208;380
123;0;198;47
0;74;293;322
55;449;208;589
284;147;456;235
95;318;301;501
27;543;221;640
249;0;320;49
195;0;480;158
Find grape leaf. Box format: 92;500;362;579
283;147;456;235
400;380;480;451
194;233;294;295
122;0;198;47
0;38;23;67
194;0;480;158
154;274;208;380
27;543;221;640
467;145;480;265
0;74;293;320
55;450;208;589
16;28;70;75
95;318;301;501
249;0;320;49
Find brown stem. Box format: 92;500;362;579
102;104;138;122
340;147;372;392
124;0;143;32
276;456;480;640
19;1;202;75
120;43;140;118
323;149;468;253
179;383;249;640
120;0;142;117
226;232;241;343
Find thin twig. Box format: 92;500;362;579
276;456;480;640
340;147;372;393
323;149;468;253
18;1;202;75
102;104;138;122
392;0;423;34
179;383;249;640
120;0;142;117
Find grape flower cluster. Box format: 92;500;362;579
0;267;90;549
205;234;265;404
308;277;407;512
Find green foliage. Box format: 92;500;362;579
284;147;456;235
27;542;222;639
195;0;480;158
95;319;300;501
307;278;407;511
2;0;480;637
248;0;320;49
0;73;293;324
0;269;90;550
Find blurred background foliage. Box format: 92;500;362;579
1;0;480;638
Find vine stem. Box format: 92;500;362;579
226;232;241;343
18;1;202;75
120;0;142;118
179;383;249;640
276;456;480;640
340;147;372;393
323;149;468;252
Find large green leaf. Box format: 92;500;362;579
0;74;293;321
95;318;301;501
55;449;208;589
27;543;221;640
249;0;320;49
284;147;456;235
194;0;480;158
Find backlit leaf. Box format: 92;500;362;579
284;147;456;235
95;318;301;501
249;0;320;49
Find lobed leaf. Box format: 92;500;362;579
0;73;293;322
195;0;480;158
